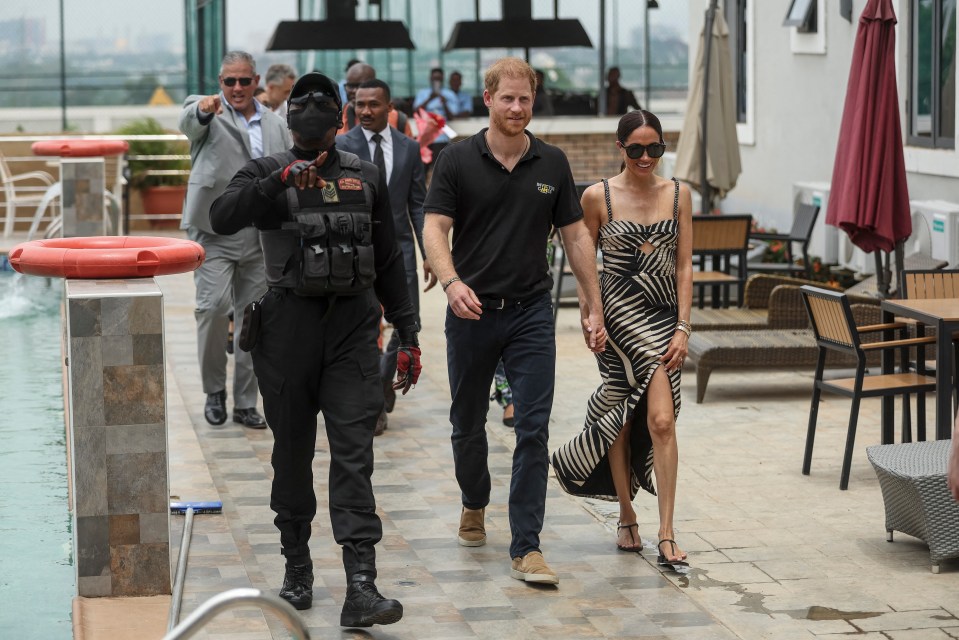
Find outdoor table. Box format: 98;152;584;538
30;139;129;238
880;297;959;440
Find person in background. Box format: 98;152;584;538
423;56;606;586
340;63;413;137
413;67;458;162
263;63;297;119
336;78;433;435
448;71;473;118
533;69;555;116
551;110;692;567
178;50;291;430
490;361;514;427
254;85;267;105
210;72;420;626
338;58;362;106
604;66;640;116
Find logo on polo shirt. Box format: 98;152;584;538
536;182;555;195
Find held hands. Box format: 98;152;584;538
580;306;607;353
278;152;328;190
198;94;223;115
661;330;689;374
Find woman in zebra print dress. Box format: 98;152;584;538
551;110;692;564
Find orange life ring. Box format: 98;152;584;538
9;236;205;279
31;140;130;157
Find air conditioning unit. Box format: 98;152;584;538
793;181;838;264
837;231;877;277
910;200;959;266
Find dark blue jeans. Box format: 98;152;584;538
445;292;555;559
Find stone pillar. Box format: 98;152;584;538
64;278;171;597
60;158;105;237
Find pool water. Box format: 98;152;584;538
0;272;74;638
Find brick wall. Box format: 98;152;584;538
475;130;681;185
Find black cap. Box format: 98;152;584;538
288;72;342;110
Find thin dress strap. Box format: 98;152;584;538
671;177;680;222
602;179;613;224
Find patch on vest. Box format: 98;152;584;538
321;182;340;203
338;177;363;191
536;182;555;195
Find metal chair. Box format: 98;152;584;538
691;213;752;308
799;285;937;490
1;151;56;237
748;203;820;279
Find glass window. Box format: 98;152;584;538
726;0;748;124
909;0;956;148
783;0;817;33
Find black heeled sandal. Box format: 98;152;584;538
616;522;641;551
656;539;689;567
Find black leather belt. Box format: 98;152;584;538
477;291;548;310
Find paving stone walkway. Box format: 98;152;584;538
157;267;958;640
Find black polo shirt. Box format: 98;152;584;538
424;128;583;299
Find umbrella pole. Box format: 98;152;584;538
700;0;719;214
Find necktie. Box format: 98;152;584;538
371;133;387;183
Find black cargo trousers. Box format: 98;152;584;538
251;285;384;580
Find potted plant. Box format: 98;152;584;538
116;117;190;229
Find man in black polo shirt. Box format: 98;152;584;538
423;57;606;585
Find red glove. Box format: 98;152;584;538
393;346;422;394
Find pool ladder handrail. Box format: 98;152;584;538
161;588;310;640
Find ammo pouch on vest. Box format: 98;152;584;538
260;151;376;296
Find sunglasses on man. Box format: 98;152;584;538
221;76;254;87
619;141;667;159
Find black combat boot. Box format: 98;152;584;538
339;573;403;627
278;561;313;610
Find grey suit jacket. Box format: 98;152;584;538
178;95;292;233
336;125;427;258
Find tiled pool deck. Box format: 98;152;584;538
103;265;959;638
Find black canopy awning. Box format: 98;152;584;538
266;20;415;51
443;19;592;51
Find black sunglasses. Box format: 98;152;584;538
620;141;667;159
221;76;254;87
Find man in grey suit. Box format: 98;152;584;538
179;50;292;428
336;79;435;434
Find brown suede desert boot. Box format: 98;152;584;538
457;507;486;547
510;551;559;584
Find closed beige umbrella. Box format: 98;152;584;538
674;3;741;212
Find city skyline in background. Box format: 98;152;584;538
1;0;689;111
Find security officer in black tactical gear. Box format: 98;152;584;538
210;72;421;628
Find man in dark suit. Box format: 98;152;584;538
337;79;434;434
179;50;291;428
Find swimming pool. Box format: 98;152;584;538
0;272;74;638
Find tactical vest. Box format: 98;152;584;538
260;150;377;296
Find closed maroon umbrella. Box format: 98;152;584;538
827;0;910;254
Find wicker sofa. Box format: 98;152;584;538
690;274;879;332
686;302;882;403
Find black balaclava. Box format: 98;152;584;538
288;98;339;142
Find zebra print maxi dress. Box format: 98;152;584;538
551;178;681;501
